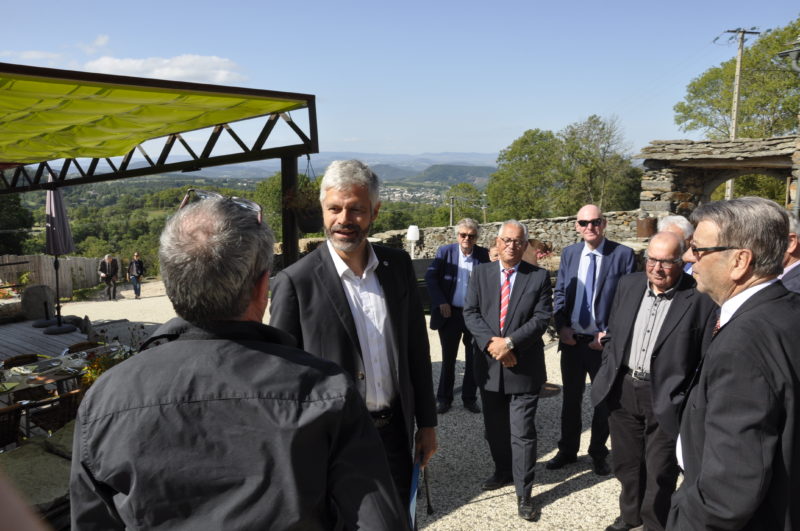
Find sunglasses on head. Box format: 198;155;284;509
178;188;262;225
577;218;603;227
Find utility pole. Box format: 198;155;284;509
449;196;455;226
725;27;760;200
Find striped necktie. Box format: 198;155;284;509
500;268;514;333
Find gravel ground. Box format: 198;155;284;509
62;280;622;530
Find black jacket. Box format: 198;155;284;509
70;318;407;531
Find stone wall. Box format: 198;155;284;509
373;209;644;259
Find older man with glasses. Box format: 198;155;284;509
425;218;490;414
591;232;716;531
70;193;407;530
464;220;552;521
550;204;636;476
668;197;800;531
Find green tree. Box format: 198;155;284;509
443;183;483;224
557;115;641;213
674;18;800;138
0;194;34;255
487;129;563;220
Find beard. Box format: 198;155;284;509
325;222;371;253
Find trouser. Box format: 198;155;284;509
480;387;540;497
104;278;116;300
607;373;679;530
374;406;413;509
557;340;609;458
130;275;141;297
435;307;477;404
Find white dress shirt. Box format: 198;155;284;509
570;239;606;334
676;278;777;469
451;249;476;308
326;240;396;411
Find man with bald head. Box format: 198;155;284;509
591;232;715;531
550;204;635;476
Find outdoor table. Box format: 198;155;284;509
0;355;86;402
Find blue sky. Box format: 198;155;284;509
3;1;799;159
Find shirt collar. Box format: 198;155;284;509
326;239;379;279
582;238;606;256
719;278;778;327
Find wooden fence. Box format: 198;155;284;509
0;255;101;298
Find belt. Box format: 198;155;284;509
626;367;651;381
574;333;595;344
370;407;394;429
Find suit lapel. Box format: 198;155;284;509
593;241;612;304
315;248;362;355
652;276;694;352
485;263;502;335
615;275;646;349
505;262;531;331
373;247;402;378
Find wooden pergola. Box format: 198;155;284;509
0;62;319;264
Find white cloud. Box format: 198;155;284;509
84;54;247;84
0;50;62;62
78;34;110;55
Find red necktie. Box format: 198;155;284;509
499;268;513;333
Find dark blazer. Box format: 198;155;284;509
98;259;119;280
463;260;553;394
554;239;636;332
590;272;716;438
668;282;800;530
269;244;437;446
781;263;800;294
425;243;490;330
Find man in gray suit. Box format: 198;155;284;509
270;160;437;507
780;212;800;293
464;220;552;522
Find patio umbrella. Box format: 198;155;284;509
42;174;76;335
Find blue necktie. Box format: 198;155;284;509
578;253;596;328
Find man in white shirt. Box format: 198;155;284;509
270;160;438;508
668;197;800;530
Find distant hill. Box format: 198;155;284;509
371;164;418;181
406;164;495;187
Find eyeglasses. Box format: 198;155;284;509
498;237;525;247
458;233;477;240
645;256;681;269
577;218;603;228
178;188;262;224
689;245;735;261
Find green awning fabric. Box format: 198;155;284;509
0;63;310;164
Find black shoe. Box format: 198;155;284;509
463;400;481;413
592;456;611;476
604;516;639;531
517;496;541;521
481;473;513;491
545;452;577;470
436;401;451;414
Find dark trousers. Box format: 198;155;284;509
130;275;141;297
436;307;477;404
375;410;413;508
103;278;116;300
607;373;679;531
480;387;540;497
558;341;609;458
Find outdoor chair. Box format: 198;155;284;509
11;386;52;403
0;403;23;450
2;354;39;370
25;389;82;436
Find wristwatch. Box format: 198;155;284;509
505;337;515;350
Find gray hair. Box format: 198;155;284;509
454;218;480;237
658;215;694;239
497;220;528;240
690;197;788;278
789;212;799;235
104;254;112;260
159;198;274;324
319;160;380;206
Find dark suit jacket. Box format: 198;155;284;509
668;282;800;530
425;243;490;330
463;260;553;395
98;259;119;280
590;272;716;438
269;244;437;446
781;263;800;294
554;239;636;332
